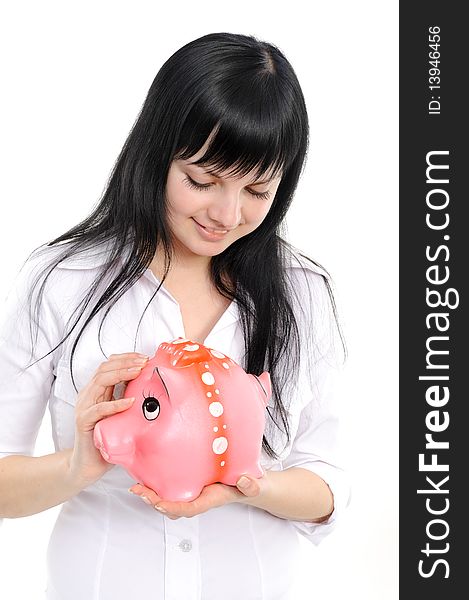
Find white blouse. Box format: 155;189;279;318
0;242;350;600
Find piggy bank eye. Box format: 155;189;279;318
142;396;160;421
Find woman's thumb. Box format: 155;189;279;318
236;475;258;496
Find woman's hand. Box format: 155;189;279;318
128;471;270;519
67;352;149;487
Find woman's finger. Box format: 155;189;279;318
95;354;149;374
128;483;162;501
102;385;114;403
107;352;149;362
78;360;148;409
77;397;136;432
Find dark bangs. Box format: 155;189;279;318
172;42;306;183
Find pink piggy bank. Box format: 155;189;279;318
93;337;271;501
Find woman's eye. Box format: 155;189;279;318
182;175;271;200
250;189;271;200
183;175;212;191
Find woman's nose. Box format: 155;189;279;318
207;191;243;230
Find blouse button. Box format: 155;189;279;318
178;539;192;552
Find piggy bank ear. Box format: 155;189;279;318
150;365;181;407
251;372;272;407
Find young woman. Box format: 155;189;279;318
0;32;350;599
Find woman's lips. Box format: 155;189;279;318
193;218;230;240
194;219;228;233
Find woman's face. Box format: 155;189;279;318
164;149;282;260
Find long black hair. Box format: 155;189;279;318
24;32;346;460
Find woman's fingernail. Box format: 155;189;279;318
141;496;153;505
237;476;250;489
133;357;149;364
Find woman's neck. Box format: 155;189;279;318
149;245;212;287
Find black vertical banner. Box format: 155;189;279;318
400;3;467;596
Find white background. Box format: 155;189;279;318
0;1;398;598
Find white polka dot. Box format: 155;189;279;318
206;392;212;398
222;362;229;369
210;349;226;359
173;338;189;344
172;359;178;366
213;426;218;432
220;461;225;467
201;371;215;386
205;364;209;368
212;436;228;454
209;402;224;417
215;389;220;395
183;344;199;351
223;424;227;429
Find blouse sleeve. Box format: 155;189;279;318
0;251;63;461
280;261;351;545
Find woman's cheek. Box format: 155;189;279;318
171;188;203;219
252;201;274;225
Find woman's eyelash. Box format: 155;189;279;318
183;175;271;200
183;176;211;191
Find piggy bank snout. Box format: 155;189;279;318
93;423;111;461
94;419;136;463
